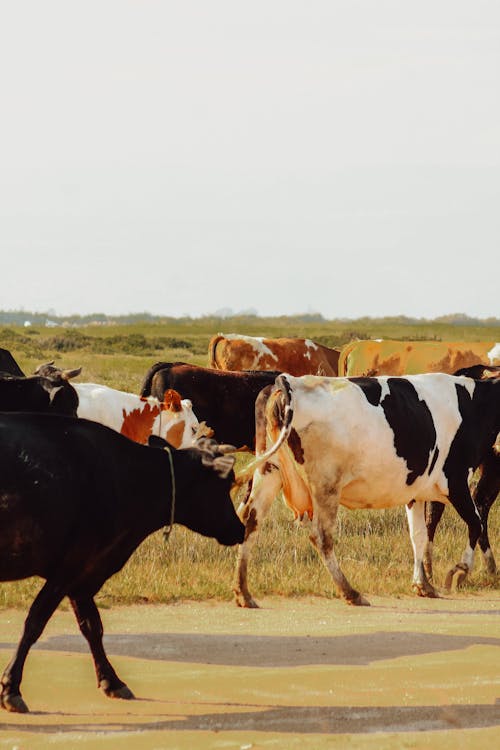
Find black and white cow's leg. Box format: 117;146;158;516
233;464;282;608
473;454;499;576
1;581;65;713
309;500;369;606
406;500;437;597
70;596;134;699
444;480;483;591
424;501;446;582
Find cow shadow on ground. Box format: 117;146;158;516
10;630;499;667
1;702;499;734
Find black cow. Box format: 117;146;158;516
425;364;500;587
0;413;244;713
0;348;25;378
140;362;280;450
0;368;80;416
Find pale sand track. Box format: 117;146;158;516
0;594;499;749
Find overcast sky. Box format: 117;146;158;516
1;1;498;320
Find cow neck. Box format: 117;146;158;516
162;445;176;542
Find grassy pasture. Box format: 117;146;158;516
0;317;498;608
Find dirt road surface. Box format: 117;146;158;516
0;594;499;749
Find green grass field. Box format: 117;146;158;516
1;317;498;608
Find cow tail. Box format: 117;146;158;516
234;374;294;486
208;334;225;369
139;362;172;397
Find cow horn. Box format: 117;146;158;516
216;443;237;455
62;367;82;380
194;421;215;440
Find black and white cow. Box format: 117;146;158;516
425;364;500;586
234;372;499;607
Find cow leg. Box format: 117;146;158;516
473;457;499;576
309;502;369;606
233;465;282;608
70;596;134;699
1;581;65;713
444;482;483;591
424;501;446;581
406;501;437;597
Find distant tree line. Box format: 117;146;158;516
0;310;498;327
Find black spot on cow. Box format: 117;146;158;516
287;427;304;464
352;378;382;407
381;378;437;486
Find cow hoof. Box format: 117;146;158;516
444;563;469;591
412;583;438;598
234;591;260;608
1;692;29;713
348;593;370;606
100;681;135;700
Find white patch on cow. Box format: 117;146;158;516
222;333;278;362
48;385;62;402
460;543;475;571
487;342;500;364
304;339;318;360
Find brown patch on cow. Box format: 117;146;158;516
375;354;403;376
287;427;304;464
166;421;185;448
163;389;182;412
244;508;258;540
121;402;159;444
433;349;484;374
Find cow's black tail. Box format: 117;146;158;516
139;362;174;396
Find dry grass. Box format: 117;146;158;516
1;494;498;610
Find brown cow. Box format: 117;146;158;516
338;339;500;377
209;333;340;376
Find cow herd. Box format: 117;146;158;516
0;334;498;713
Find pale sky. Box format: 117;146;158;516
1;1;498;319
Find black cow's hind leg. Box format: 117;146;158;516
1;582;65;713
70;596;134;699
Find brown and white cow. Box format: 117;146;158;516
74;383;200;448
338;339;500;377
34;364;200;448
209;333;340;376
234;371;499;607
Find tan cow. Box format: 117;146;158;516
338;340;500;377
208;333;340;376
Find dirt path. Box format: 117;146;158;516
0;594;499;749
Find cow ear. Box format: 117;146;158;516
34;361;56;376
163;389;182;412
148;435;169;449
212;454;235;478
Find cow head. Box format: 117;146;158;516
148;434;244;545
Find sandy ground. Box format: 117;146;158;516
0;593;499;749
